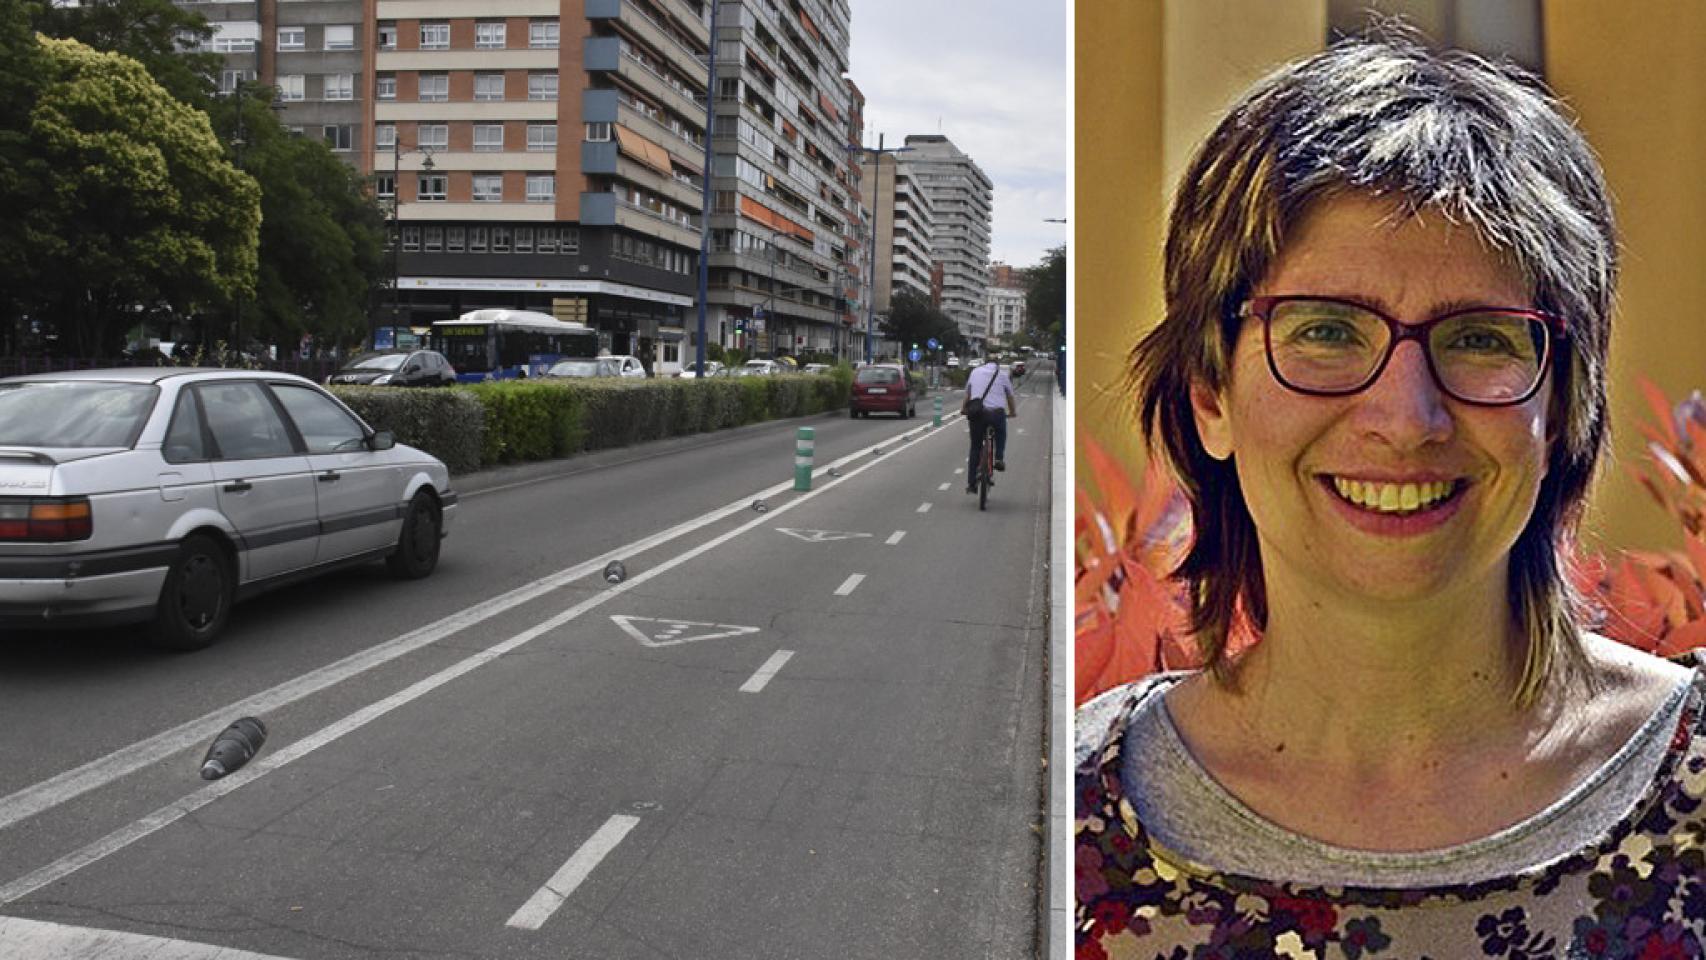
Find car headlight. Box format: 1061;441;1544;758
372;374;392;385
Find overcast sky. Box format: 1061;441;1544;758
846;0;1068;271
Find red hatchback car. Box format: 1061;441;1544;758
849;364;915;418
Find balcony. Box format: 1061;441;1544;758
586;0;707;84
580;190;703;248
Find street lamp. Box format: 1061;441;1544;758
386;135;434;348
846;135;911;364
229;79;247;363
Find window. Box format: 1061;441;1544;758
537;228;557;253
584;122;611;142
377;24;396;49
529;21;559;48
420;23;450;49
528;73;558;101
322;125;352;151
469;227;488;252
280;75;305;101
515;227;533;252
492;226;511;252
475;22;506;48
527;123;557;151
562;227;580;253
474;73;504;101
323;74;353;101
277;27;304;50
526;175;555;203
324;25;354;50
270;385;363;455
376;75;396;100
473;124;503;152
375;174;395;199
375;123;396;150
472;175;502;201
418;74;448;102
424;226;443;251
401;225;421;251
163;390;206;463
198;383;296;460
446;227;465;252
417;175;446;201
218;69;252;95
417;124;448;150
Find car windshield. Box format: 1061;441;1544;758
349;354;407;371
855;368;901;385
548;360;600;377
0;381;158;447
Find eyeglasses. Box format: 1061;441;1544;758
1239;296;1565;407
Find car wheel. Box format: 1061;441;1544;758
849;407;858;419
150;534;233;651
387;490;442;579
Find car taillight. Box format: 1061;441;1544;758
0;498;93;542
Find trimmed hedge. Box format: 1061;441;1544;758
332;373;850;473
329;385;487;475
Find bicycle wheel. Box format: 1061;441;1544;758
978;427;993;510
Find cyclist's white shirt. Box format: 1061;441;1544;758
965;363;1013;412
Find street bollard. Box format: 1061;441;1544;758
933;396;943;427
795;427;814;491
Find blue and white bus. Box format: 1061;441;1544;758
430;309;599;382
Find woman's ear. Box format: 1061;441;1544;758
1190;379;1235;461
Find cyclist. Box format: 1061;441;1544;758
963;357;1017;494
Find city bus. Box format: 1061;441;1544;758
430;309;599;382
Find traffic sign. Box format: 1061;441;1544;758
908;348;921;363
927;338;940;350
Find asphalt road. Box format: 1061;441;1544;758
0;372;1058;959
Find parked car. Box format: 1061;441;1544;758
849;364;915;419
676;360;725;379
802;363;831;375
737;360;781;376
0;368;457;649
542;357;622;379
326;349;457;387
1013;359;1027;378
946;355;961;369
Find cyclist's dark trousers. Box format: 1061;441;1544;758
967;408;1009;478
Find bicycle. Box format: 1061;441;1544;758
975;418;996;511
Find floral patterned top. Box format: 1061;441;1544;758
1075;660;1706;959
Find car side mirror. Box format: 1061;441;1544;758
368;430;395;451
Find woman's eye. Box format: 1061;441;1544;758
1444;326;1519;355
1291;321;1361;346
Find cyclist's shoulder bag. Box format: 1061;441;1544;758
963;368;998;420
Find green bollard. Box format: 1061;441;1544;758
933;396;943;427
794;427;814;491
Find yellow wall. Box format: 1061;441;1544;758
1075;0;1706;553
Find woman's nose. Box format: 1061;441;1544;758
1348;341;1454;449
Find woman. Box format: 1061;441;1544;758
1076;34;1705;957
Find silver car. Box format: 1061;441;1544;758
0;368;458;649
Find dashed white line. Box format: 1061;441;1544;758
886;531;906;545
739;650;796;693
937;482;951;491
834;573;866;596
506;815;641;930
953;467;964;474
917;502;932;513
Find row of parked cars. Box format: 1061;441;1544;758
323;350;833;386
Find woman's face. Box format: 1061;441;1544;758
1191;194;1552;610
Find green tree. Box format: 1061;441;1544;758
884;288;965;356
207;87;387;353
25;0;220;107
1025;244;1066;345
0;1;49;352
16;36;258;355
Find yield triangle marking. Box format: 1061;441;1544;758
774;527;873;543
610;615;761;648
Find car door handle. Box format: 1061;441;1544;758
319;470;341;483
222;481;252;493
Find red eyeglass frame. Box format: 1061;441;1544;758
1238;295;1569;407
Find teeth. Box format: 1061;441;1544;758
1330;477;1456;514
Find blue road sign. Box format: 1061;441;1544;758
927;338;940;350
908;348;921;363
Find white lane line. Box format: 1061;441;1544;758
506;815;641;931
0;423;948;906
917;502;932;513
953;467;964;474
886;531;906;545
0;916;306;959
834;574;866;596
739;650;795;693
937;482;951;491
0;425;928;837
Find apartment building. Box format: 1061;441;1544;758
899;135;992;347
857;149;935;315
703;0;864;361
178;0;713;369
987;284;1025;341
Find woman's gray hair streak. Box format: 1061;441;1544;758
1131;32;1617;703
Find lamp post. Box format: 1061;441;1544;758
230;79;247;363
845;135;911;364
386;135;434;349
693;0;718;377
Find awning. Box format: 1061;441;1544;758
614;124;672;176
738;196;815;244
